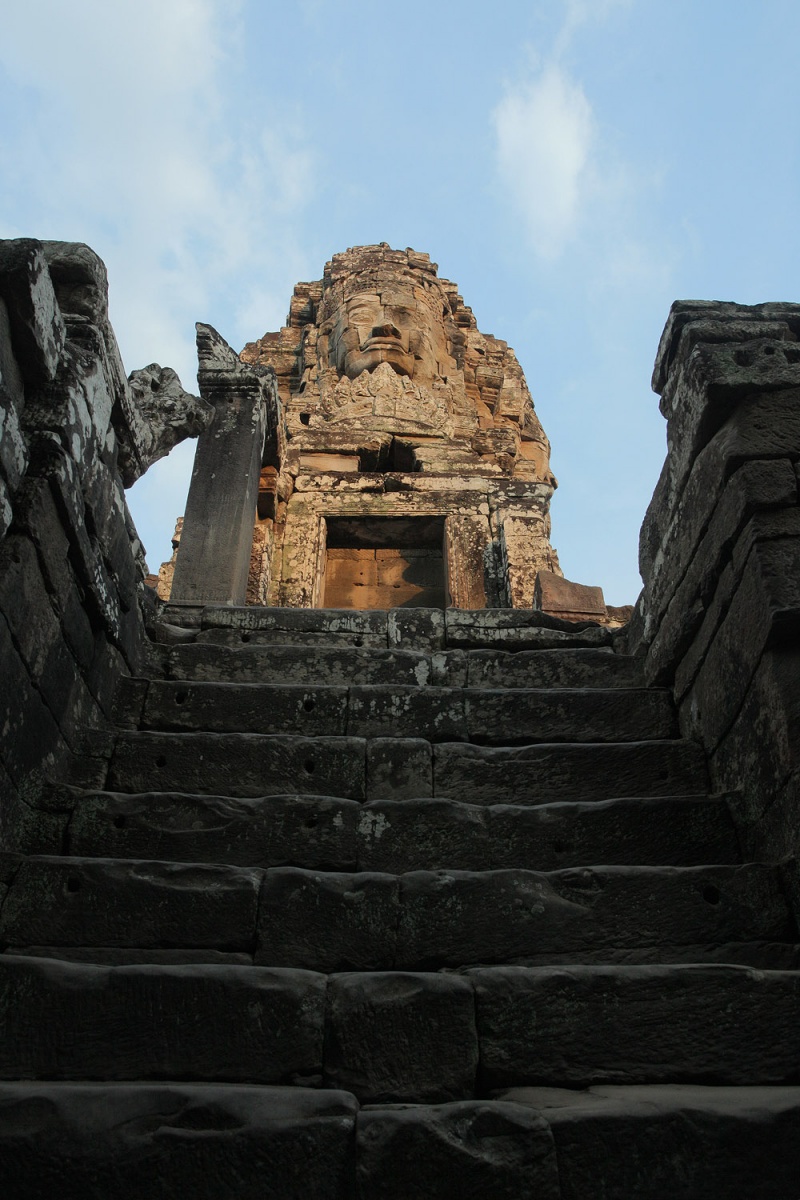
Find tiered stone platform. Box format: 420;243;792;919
1;606;799;1197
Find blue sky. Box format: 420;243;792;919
2;0;799;604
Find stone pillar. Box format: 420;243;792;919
634;300;800;914
170;325;278;606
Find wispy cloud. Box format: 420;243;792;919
491;0;635;262
0;0;317;565
493;64;593;259
0;0;314;387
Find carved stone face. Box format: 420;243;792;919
327;284;452;385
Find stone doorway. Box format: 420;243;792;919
323;516;449;609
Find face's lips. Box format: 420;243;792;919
360;336;406;352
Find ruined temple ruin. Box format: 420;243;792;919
164;244;620;625
1;238;800;1197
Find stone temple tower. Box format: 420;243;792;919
167;244;613;620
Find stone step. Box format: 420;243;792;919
1;957;797;1099
256;863;793;972
467;964;800;1092
167;642;458;687
491;1084;800;1200
2;1081;798;1199
163;642;643;690
463;647;645;689
134;681;677;744
0;1082;361;1200
64;791;741;873
105;733;707;803
172;605;617;654
10;940;800;970
1;857;792;969
433;740;708;804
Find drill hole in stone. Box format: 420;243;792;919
66;877;81;893
353;637;364;647
241;633;251;644
303;698;316;712
155;755;167;768
552;841;570;855
175;691;188;705
703;884;721;905
304;758;316;774
305;815;318;828
113;815;126;829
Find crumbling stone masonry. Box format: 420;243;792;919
1;239;800;1196
166;245;623;622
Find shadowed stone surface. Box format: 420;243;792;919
470;964;800;1088
0;1082;358;1200
68;791;360;870
325;972;478;1102
0;856;262;948
256;869;400;971
499;1084;800;1200
433;741;708;804
0;957;326;1082
356;1101;560;1199
108;733;367;800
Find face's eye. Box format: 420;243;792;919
347;299;381;325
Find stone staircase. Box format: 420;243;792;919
1;607;799;1197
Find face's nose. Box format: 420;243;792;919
370;322;401;340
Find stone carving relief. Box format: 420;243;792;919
231;245;568;609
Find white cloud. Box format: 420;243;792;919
0;0;314;386
493;64;593;259
0;0;318;567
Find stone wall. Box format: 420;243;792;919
632;301;800;913
0;239;206;853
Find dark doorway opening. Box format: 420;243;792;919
323;516;448;609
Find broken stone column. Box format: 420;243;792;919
169;325;280;607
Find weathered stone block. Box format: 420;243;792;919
464;687;676;744
256;868;399;970
387;607;445;649
349;686;468;741
445;608;612;650
433;741;708;805
502;1083;800;1200
142;681;349;736
356;1101;559;1199
395;864;789;968
643;457;798;669
325;971;478;1102
0;856;262;949
707;647;800;828
0;388;27;494
465;647;642;689
486;795;740;871
68;790;360;870
0;614;66;794
0;957;326;1082
470;964;800;1088
366;738;432;799
108;732;367;800
684;536;800;749
171;642;435;686
199;605;389;646
0;1082;358;1200
0;239;64;386
356;798;491;873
